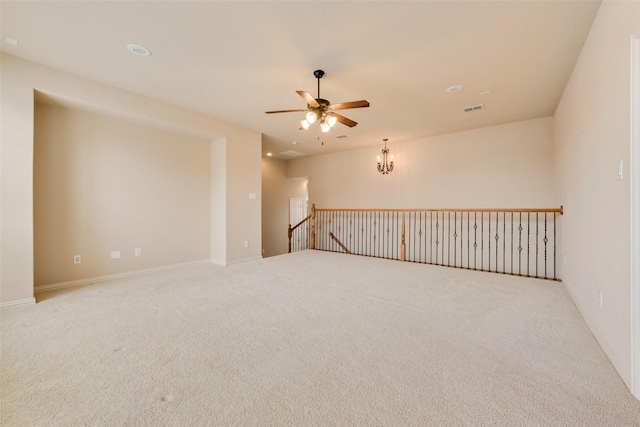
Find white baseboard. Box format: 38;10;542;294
0;297;36;309
225;255;263;265
34;260;211;293
210;256;263;266
562;282;630;390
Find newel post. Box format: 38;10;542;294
400;212;406;261
287;224;292;253
310;203;316;250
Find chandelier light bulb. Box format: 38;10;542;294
327;115;337;127
300;119;310;130
320;122;331;133
306;111;317;124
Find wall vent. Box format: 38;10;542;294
462;104;484;113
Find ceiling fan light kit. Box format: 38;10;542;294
266;69;370;133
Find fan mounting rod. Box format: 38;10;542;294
313;70;324;99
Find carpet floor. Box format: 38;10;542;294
2;250;639;426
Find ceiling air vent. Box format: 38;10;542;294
280;150;305;157
462;104;484;113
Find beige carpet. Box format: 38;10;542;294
2;250;639;426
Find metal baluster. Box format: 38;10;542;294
430;211;433;264
460;212;463;268
474;212;478;270
412;211;416;262
495;212;499;273
488;212;491;272
442;212;446;265
448;212;451;266
387;211;391;259
377;211;380;258
454;212;457;267
503;212;506;274
467;212;470;269
350;211;354;254
543;212;548;279
510;213;514;275
418;212;422;263
553;212;557;280
535;212;540;277
481;212;484;270
527;213;530;277
435;212;440;265
518;213;522;275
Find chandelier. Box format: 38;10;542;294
377;138;394;174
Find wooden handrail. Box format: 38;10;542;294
288;204;316;253
315;206;563;214
291;213;312;232
329;232;351;254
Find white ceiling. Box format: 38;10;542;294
1;1;601;159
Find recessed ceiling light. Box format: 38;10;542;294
446;85;464;93
6;37;18;46
127;44;151;56
291;141;298;145
266;152;273;156
335;134;347;139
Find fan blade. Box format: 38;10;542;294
296;90;320;108
329;112;358;127
330;100;370;110
265;109;306;114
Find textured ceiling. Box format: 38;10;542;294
1;1;601;159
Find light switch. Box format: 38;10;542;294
618;160;623;181
249;192;257;200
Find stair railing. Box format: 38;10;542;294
288;205;563;280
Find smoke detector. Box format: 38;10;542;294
127;44;151;56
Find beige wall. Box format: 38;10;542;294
553;0;640;388
0;53;262;305
262;157;308;257
210;138;227;264
288;117;555;210
33;103;211;286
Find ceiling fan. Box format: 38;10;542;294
265;70;370;132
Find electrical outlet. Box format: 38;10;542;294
111;251;121;260
244;241;249;248
73;255;81;264
135;248;142;257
